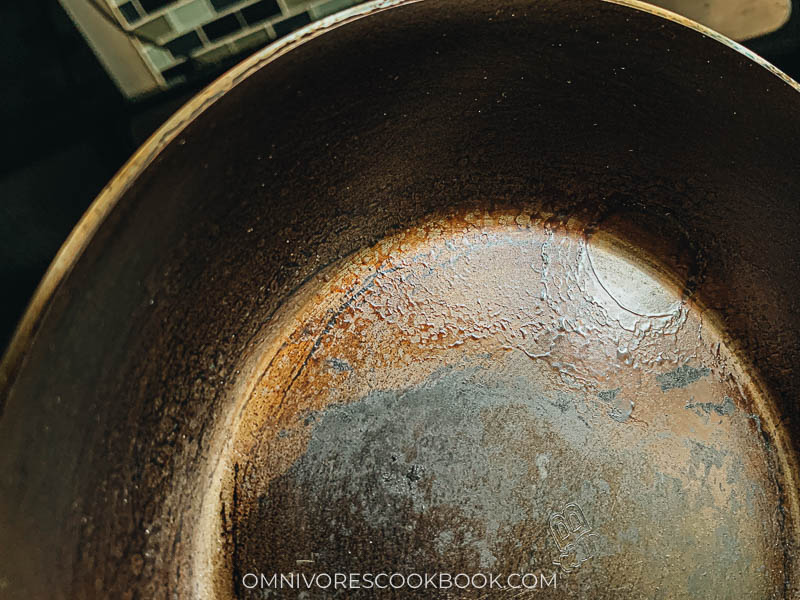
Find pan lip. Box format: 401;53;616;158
1;0;799;398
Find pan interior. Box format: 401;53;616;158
202;209;794;598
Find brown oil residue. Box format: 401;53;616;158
197;208;797;599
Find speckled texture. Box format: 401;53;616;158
224;220;788;598
1;0;800;598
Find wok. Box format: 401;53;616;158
1;0;800;597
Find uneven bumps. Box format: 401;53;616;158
208;213;790;598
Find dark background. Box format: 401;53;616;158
1;0;800;354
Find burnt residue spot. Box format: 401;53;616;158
406;464;425;483
686;396;736;417
327;357;353;372
688;440;727;480
598;388;620;404
656;364;711;391
548;390;573;413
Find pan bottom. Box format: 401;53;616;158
198;209;796;598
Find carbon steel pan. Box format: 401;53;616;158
1;0;800;598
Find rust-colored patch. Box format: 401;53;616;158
203;209;793;598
